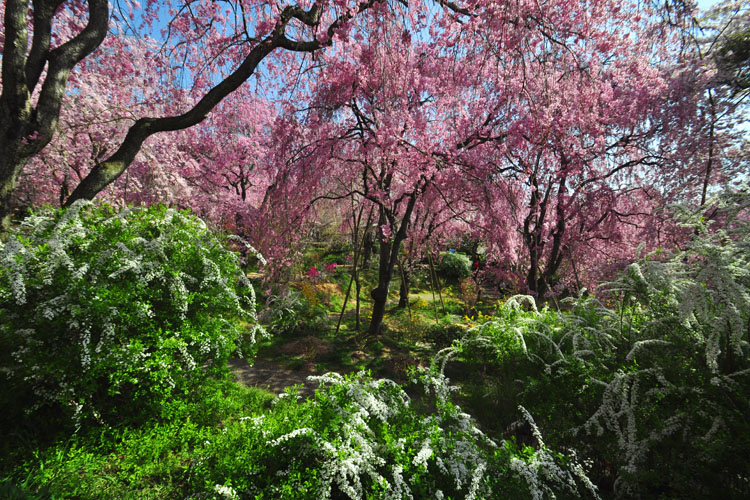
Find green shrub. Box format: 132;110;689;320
260;287;329;336
440;192;750;497
0;201;264;427
5;373;596;499
436;251;472;283
425;320;466;348
186;370;597;499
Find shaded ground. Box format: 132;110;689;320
230;328;433;398
228;357;318;398
230;278;498;398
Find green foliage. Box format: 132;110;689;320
1;378;274;499
190;371;496;499
321;240;351;265
7;192;748;499
715;26;750;93
441;192;750;497
0;201;264;428
260;287;329;336
3;371;595;499
425;320;466;348
437;252;472;282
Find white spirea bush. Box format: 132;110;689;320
272;371;492;499
438;189;750;497
194;370;597;499
0;201;265;425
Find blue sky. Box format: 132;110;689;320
697;0;720;10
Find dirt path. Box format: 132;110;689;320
228;357;318;398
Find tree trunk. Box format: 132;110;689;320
0;146;27;231
398;263;410;309
701;105;716;207
0;0;110;228
369;221;394;335
368;238;409;335
537;175;568;300
368;188;421;335
362;228;374;268
355;269;362;331
523;174;554;300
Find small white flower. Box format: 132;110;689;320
213;484;238;500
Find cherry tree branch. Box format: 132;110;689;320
65;0;383;204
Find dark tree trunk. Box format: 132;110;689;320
398;264;410;309
362;228;374;268
523;174;551;299
0;0;110;228
0;147;26;231
701;99;716;207
355;270;362;331
369;237;394;335
368;187;421;335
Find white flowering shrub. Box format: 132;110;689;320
5;372;597;498
183;370;594;499
0;201;263;426
441;191;750;498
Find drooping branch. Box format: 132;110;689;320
65;0;382;205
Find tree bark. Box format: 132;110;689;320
368;186;421;335
0;147;26;231
362;228;374;268
0;0;108;228
369;207;392;334
701;93;716;207
398;263;410;309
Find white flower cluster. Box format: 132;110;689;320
213;483;239;500
0;201;264;423
253;371;493;499
0;239;28;305
510;406;601;500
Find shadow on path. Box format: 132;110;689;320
228;357;318;398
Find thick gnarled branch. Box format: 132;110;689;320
66;0;383;204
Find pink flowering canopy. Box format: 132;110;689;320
1;0;739;297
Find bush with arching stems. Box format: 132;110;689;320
0;201;264;428
260;282;331;336
2;370;599;499
183;370;599;499
438;190;750;497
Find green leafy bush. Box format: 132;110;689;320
440;192;750;497
5;373;596;499
437;251;472;282
425;320;466;348
260;287;329;336
195;370;596;499
0;201;263;427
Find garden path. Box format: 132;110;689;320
228;358;318;398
